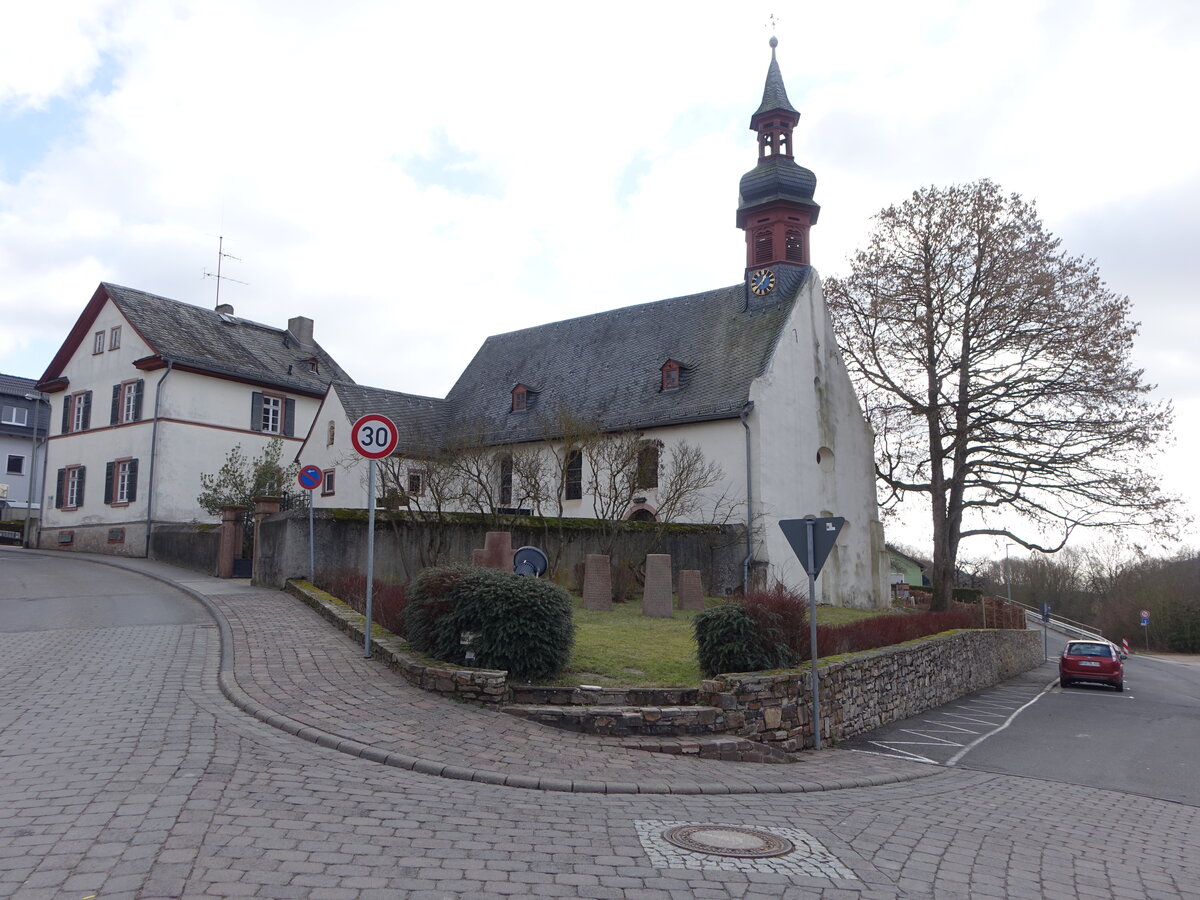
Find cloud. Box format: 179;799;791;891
1;0;1198;546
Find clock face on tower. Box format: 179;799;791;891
749;268;776;296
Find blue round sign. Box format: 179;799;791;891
298;465;323;490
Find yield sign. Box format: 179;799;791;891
779;517;845;577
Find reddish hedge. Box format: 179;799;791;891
314;568;408;637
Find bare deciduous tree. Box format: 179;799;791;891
827;179;1178;611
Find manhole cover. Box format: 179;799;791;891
661;825;794;859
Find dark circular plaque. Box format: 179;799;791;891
661;825;794;859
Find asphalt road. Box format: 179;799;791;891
841;624;1200;806
0;551;210;631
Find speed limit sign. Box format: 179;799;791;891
350;414;399;459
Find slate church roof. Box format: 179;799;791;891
327;270;810;456
39;283;352;396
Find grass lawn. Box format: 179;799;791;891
554;597;887;689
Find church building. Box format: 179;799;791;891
301;38;890;607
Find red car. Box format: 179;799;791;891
1060;640;1124;692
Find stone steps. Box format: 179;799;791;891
498;702;742;737
618;735;795;764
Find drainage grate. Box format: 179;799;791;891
637;820;857;879
662;825;793;859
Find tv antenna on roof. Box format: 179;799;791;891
203;235;248;308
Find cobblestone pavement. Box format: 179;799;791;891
3;552;1200;898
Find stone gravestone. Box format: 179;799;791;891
583;554;612;611
471;532;515;571
643;554;673;618
678;570;705;610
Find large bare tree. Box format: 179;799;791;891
826;179;1177;611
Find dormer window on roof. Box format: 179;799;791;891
661;360;682;392
511;383;539;413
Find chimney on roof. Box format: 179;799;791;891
216;303;235;315
288;316;314;349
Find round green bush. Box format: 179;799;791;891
406;566;574;681
694;601;798;677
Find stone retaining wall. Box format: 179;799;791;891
701;628;1044;751
284;579;1042;749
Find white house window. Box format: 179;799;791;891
250;392;294;436
261;395;282;434
103;458;138;505
122;382;138;423
109;326;122;350
58;465;85;509
93;331;106;354
116;460;135;503
326;421;335;447
1;406;28;426
70;392;90;433
321;469;336;496
6;455;23;475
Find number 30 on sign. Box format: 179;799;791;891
350;414;399;459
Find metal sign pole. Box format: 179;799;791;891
307;490;315;582
364;457;376;658
807;518;822;751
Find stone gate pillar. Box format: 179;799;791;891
251;496;282;583
217;505;243;578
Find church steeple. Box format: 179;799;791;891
737;37;820;274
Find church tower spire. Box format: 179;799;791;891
737;37;820;280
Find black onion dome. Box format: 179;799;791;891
737;155;820;216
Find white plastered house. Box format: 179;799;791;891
35;283;352;556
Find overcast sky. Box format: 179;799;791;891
2;0;1197;556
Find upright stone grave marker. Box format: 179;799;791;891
583;554;612;611
679;570;705;610
643;554;673;618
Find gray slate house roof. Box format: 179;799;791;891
329;382;449;454
328;271;810;455
39;283;352;396
0;372;50;438
0;372;40;397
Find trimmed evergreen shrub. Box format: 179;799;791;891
406;566;574;681
694;590;806;677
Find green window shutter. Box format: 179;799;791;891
111;385;121;426
251;392;264;431
104;462;115;504
127;459;139;502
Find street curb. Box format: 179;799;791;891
20;549;939;795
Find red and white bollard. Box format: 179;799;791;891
1122;638;1131;657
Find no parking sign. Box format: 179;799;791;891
297;465;323;490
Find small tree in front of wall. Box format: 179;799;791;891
197;438;298;516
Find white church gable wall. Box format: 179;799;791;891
749;274;886;608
